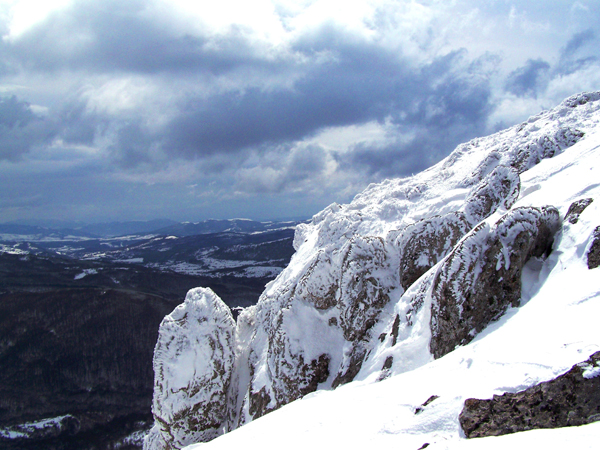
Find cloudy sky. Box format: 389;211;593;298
0;0;599;224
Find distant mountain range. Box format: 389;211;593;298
0;218;304;240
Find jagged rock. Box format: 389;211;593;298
459;351;600;438
239;233;399;419
237;282;337;421
469;127;584;183
463;165;520;224
587;226;600;269
397;212;471;290
331;342;369;388
563;91;600;107
509;127;585;173
144;288;235;450
430;206;561;358
330;235;400;387
295;250;338;310
414;395;439;415
564;198;594;224
338;235;395;342
254;322;332;415
468;152;502;186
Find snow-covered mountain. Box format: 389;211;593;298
145;92;600;450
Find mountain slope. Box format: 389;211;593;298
146;92;600;449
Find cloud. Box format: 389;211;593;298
0;95;59;160
1;0;599;223
148;29;498;171
504;59;551;98
3;0;271;76
235;144;330;194
556;29;598;75
336;51;496;178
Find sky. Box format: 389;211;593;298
0;0;599;224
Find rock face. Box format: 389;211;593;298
587;226;600;269
147;91;600;445
463;165;521;224
459;351;600;438
144;288;235;450
564;198;593;224
429;206;561;358
397;212;471;291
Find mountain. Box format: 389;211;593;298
0;249;282;450
0;219;180;240
0;218;296;240
0;223;99;240
78;219;179;237
0;220;300;281
152;219;300;237
143;92;600;450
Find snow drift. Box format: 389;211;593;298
145;92;600;450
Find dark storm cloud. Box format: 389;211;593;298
1;3;500;179
504;59;550;98
3;0;270;75
163;32;412;157
57;99;107;146
286;145;328;184
0;96;59;160
502;29;600;102
160;33;495;175
2;0;598;224
337;52;496;178
109;121;155;168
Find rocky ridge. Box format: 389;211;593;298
145;92;600;449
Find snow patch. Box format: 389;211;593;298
74;268;98;280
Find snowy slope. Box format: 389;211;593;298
190;131;600;446
148;92;600;449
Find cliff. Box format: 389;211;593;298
145;92;600;449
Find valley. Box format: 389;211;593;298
0;219;299;449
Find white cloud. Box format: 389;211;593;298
0;0;598;222
1;0;72;39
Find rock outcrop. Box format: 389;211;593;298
397;212;471;291
587;226;600;269
564;198;593;224
144;288;235;450
459;351;600;438
463;165;520;224
147;91;600;445
429;206;561;358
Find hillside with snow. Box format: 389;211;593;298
146;92;600;450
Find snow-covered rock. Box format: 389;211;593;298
429;205;561;358
459;351;600;437
587;225;600;269
148;91;600;449
144;288;235;450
